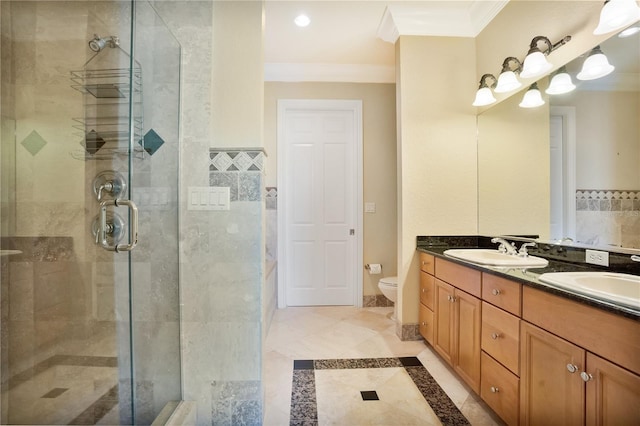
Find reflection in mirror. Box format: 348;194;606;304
478;27;640;252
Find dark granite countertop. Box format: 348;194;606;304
416;236;640;321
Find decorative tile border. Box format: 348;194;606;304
209;148;266;202
398;323;422;341
576;190;640;212
209;149;265;172
290;357;469;426
266;186;277;210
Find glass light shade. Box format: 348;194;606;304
520;51;553;79
472;87;496;107
593;0;640;35
519;85;545;108
576;52;615;80
494;71;522;93
618;26;640;37
546;72;576;95
294;14;311;27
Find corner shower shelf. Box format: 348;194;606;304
70;66;144;161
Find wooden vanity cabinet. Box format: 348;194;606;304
419;253;435;345
432;258;482;394
521;287;640;425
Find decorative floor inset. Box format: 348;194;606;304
290;357;469;426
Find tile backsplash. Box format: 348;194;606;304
209;149;265;202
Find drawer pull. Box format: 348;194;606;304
566;364;579;373
491;289;501;296
490;386;499;393
491;332;501;340
422;288;426;293
447;295;456;303
580;372;593;382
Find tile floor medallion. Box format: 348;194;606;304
264;306;502;426
289;357;469;426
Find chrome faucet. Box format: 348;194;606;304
491;237;517;255
518;242;537;257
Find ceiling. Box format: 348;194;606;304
264;0;509;82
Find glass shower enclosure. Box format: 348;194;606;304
0;1;181;424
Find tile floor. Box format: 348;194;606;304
264;306;504;425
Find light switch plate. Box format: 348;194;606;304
188;186;230;210
364;202;376;213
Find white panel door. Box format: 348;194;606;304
278;100;362;306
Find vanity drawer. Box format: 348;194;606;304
482;302;520;375
419;252;434;274
420;271;435;310
481;351;519;426
435;258;481;298
482;273;522;316
419;303;434;345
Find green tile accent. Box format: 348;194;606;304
20;130;47;156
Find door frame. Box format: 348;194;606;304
276;99;363;308
550;106;577;241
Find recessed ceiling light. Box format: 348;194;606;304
618;26;640;38
294;14;310;27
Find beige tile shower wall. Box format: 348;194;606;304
395;36;478;330
10;1;88;258
264;82;398;298
154;1;265;424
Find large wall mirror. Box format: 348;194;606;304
478;26;640;252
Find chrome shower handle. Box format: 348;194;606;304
99;199;138;252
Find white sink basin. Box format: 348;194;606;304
443;249;549;267
538;272;640;309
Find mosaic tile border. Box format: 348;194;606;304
576;190;640;212
363;294;394;307
266;186;277;210
209;148;265;172
289;357;469;426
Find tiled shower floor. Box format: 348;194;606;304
264;306;503;425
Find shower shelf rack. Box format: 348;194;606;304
70;67;144;160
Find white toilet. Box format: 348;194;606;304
378;276;398;320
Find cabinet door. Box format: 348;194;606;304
455;289;481;394
434;278;455;366
585;352;640;425
520;321;585;426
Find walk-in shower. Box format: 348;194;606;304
0;1;181;424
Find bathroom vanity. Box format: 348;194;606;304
417;236;640;425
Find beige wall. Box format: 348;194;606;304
477;91;551;237
212;1;264;147
554;91;639;189
264;82;397;297
396;36;478;328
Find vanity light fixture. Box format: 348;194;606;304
472;74;498;106
494;57;523;93
520;35;572;79
519;83;545;108
545;66;576;95
593;0;640;35
576;45;615;80
618;25;640;37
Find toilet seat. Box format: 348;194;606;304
379;276;397;287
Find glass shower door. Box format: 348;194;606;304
0;1;181;424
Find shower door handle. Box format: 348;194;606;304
98;199;139;252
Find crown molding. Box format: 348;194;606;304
376;0;510;43
264;63;395;83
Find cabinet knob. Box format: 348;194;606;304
566;364;579;373
491;289;501;296
422;288;425;293
490;386;499;393
580;372;593;382
491;332;501;340
421;321;427;326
